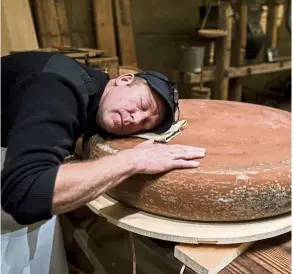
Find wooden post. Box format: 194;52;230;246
266;2;280;50
92;0;117;56
31;0;70;48
230;2;248;101
113;0;137;66
213;1;232;100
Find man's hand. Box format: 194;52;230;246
118;140;206;174
52;140;205;216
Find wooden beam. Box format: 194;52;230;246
92;0;117;56
230;2;248;101
186;59;291;83
213;2;232;100
113;0;137;66
229;60;291;78
1;0;38;55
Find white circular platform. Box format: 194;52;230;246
87;194;291;244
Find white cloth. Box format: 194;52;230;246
132;120;187;143
1;148;68;274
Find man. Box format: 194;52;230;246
1;51;206;226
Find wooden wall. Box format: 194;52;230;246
1;0;291;93
131;0;203;79
1;0;38;56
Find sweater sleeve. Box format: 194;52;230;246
1;72;84;225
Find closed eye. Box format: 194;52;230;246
140;98;149;111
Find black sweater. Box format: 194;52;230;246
1;52;109;225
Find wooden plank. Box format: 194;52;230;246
64;0;96;48
31;0;70;47
10;48;105;58
213;2;232;100
76;56;119;78
92;0;117;56
221;233;291;274
113;0;137;66
1;6;12;56
1;0;38;54
87;195;291;245
230;2;248;102
229;60;292;78
175;242;252;274
187;59;291;83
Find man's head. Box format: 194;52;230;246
97;72;177;136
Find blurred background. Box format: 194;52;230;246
2;0;291;110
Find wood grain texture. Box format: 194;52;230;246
31;0;70;47
113;0;137;66
1;6;12;56
93;0;117;56
175;242;252;274
1;0;38;54
64;0;96;48
220;233;291;274
87;194;291;244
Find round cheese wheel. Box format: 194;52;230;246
85;100;291;222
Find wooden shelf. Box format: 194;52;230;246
182;58;291;84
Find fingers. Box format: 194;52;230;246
165;145;206;160
172;150;205;160
169;145;206;153
172;160;200;169
136;141;206;161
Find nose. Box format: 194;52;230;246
131;111;148;125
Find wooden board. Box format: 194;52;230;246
87;194;291;244
31;0;70;47
221;233;291;274
93;0;117;56
1;0;38;55
175;242;252;274
1;5;12;56
113;0;137;66
64;0;96;48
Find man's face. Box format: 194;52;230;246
97;74;166;135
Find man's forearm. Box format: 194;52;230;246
52;152;137;215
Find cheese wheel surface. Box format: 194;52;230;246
85;100;291;221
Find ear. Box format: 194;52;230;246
115;73;135;86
